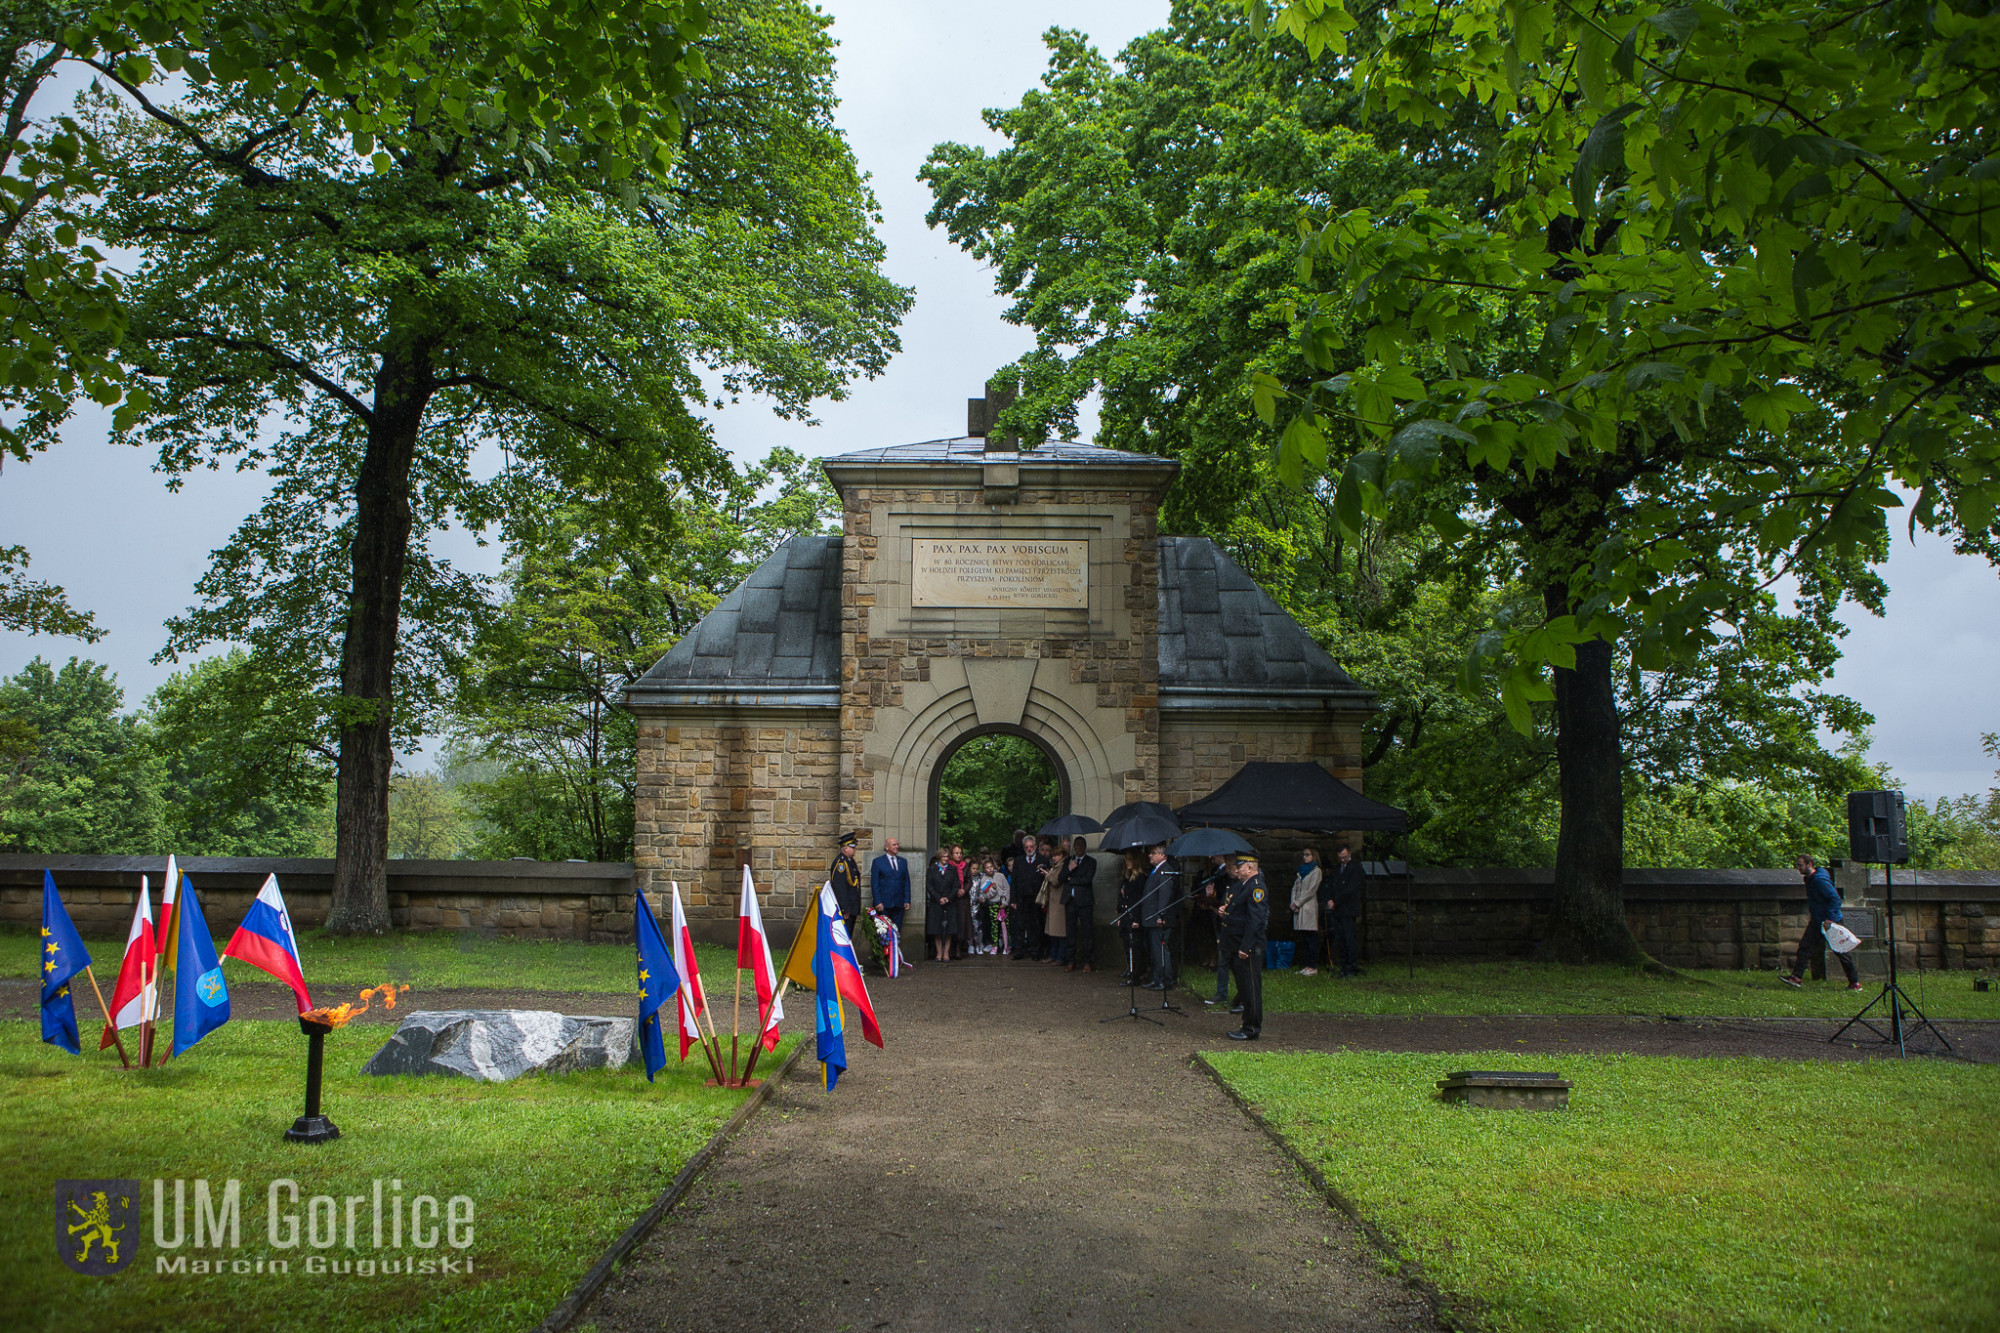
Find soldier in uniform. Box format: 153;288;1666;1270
829;831;864;938
1219;854;1268;1041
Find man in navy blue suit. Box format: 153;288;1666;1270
871;837;912;946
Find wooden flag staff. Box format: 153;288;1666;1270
737;976;791;1085
81;964;129;1069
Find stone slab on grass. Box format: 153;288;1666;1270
362;1009;636;1082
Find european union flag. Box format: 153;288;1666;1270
40;871;92;1054
171;875;230;1057
634;889;681;1083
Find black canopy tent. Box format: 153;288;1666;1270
1174;762;1408;833
1174;761;1416;977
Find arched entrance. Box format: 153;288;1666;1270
927;723;1070;855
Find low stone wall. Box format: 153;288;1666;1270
0;856;637;944
1345;865;2000;971
10;855;1995;967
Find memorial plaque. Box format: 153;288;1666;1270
911;538;1089;609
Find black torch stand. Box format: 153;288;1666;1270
285;1016;342;1143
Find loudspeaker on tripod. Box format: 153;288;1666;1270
1846;789;1908;866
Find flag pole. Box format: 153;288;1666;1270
738;975;790;1084
730;936;745;1083
138;954;154;1068
82;964;130;1069
678;975;725;1084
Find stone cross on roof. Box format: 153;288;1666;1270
967;378;1023;454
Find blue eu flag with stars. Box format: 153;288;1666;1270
171;875;231;1057
634;890;681;1082
40;870;92;1054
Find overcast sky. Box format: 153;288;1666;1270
2;1;1996;801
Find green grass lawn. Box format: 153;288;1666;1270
1204;1049;2000;1332
2;1019;792;1332
1182;958;2000;1019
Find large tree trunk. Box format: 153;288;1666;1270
1544;621;1650;965
326;340;431;934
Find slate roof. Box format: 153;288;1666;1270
623;533;1368;704
1156;537;1366;696
624;534;843;700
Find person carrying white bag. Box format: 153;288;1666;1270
1781;853;1862;991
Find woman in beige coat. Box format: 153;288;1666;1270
1291;847;1323;976
1039;837;1067;961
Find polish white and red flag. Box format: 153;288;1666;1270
222;874;313;1013
153;855;179;963
736;864;785;1052
669;882;709;1059
100;875;156;1049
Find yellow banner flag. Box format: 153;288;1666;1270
778;885;825;992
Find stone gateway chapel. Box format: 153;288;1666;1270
622;396;1380;935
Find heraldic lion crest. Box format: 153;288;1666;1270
56;1179;138;1275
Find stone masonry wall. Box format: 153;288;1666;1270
1158;717;1368;812
838;483;1165;838
630;715;841;937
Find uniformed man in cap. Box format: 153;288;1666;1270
829;831;865;937
1218;853;1268;1040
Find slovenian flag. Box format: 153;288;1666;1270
736;865;784;1053
171;875;230;1057
101;875;156;1049
812;883;883;1091
222;874;312;1014
668;882;708;1060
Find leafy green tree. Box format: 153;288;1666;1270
1243;0;1998;955
936;734;1060;854
448;447;841;862
1907;734;2000;871
88;0;908;930
386;769;468;860
140;649;332;855
925;9;1882;958
0;655;162;852
4;0;713;633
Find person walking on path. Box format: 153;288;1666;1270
1220;854;1269;1040
871;837;911;945
1784;853;1861;990
1008;832;1046;961
830;832;865;939
1329;845;1365;978
926;850;960;964
1063;836;1098;972
1138;844;1180;991
1291;848;1323;976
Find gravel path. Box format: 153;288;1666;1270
582;957;1442;1333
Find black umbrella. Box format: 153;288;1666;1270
1040;813;1106;838
1098;814;1182;850
1167;827;1253;858
1102;800;1178;829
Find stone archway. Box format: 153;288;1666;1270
924;722;1072;855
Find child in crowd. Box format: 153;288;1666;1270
972;852;1008;955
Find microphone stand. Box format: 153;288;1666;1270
1103;890;1198;1023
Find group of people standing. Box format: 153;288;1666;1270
831;830;1102;970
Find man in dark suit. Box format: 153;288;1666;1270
1007;832;1044;960
1329;844;1365;977
1137;844;1179;990
1061;836;1098;972
870;836;911;950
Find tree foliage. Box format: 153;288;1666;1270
936;734;1060;855
448;447;842;862
84;0;907;929
0;655;160;852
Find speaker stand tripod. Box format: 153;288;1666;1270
1830;863;1952;1056
1102;938;1164;1026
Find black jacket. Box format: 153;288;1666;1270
1218;871;1270;955
1329;859;1365;920
1062;854;1098;905
1008;851;1044;909
829;852;863;918
1137;860;1179;925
